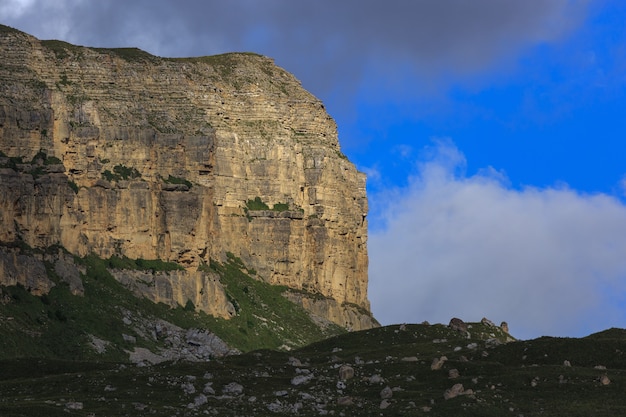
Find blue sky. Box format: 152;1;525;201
3;0;626;339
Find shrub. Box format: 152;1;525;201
113;164;141;180
68;180;79;194
101;165;141;182
245;197;270;211
272;202;289;212
183;299;196;312
163;175;192;188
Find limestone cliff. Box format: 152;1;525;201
0;25;376;330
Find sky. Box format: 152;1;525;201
3;0;626;339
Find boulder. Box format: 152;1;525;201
449;318;468;334
339;364;355;381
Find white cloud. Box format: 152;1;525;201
0;0;593;98
0;0;85;41
0;0;36;20
369;140;626;339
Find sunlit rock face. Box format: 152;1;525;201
0;25;375;330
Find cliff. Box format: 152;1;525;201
0;25;376;330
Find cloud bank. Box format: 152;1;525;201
369;140;626;340
1;0;593;97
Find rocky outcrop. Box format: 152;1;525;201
110;268;235;319
0;25;374;329
284;291;378;331
0;246;84;296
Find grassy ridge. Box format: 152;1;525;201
0;323;624;416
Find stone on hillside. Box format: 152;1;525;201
65;402;83;410
443;383;466;400
291;373;313;386
448;369;460;379
337;396;353;406
600;375;611;385
380;399;391;409
181;382;196;395
369;374;385;384
449;317;468;332
188;394;207;408
563;360;571;367
133;402;148;411
287;356;302;366
481;317;495;327
500;322;509;333
222;382;244;396
89;335;109;354
128;347;166;365
53;253;84;295
431;356;448;370
486;338;502;347
401;356;418;362
339;364;354;380
203;382;215;395
380;386;393;399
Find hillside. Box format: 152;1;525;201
2;321;625;416
0;251;349;360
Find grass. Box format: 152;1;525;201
101;164;141;182
1;321;624;416
0;151;65;179
40;39;84;60
67;180;79;193
245;196;270;211
30;150;62;166
0;24;24;34
197;254;345;351
0;253;199;361
0;244;623;416
162;174;193;189
105;255;184;273
245;197;292;212
0;247;344;361
170;52;264;78
91;47;159;63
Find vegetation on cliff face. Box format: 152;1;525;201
0;23;373;332
0;248;345;360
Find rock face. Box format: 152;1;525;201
0;25;375;329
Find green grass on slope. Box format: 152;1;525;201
0;250;344;361
2;323;625;416
198;253;345;351
0;254;190;361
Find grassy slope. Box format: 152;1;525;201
1;322;625;416
0;251;345;361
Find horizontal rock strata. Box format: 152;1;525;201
0;25;375;329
